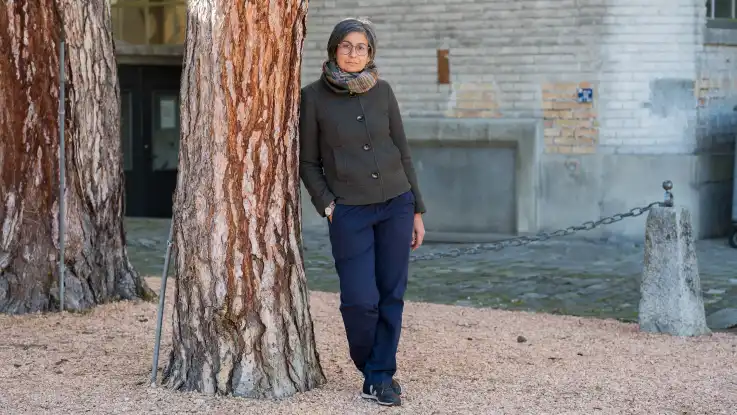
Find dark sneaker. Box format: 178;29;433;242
361;383;402;406
391;378;402;395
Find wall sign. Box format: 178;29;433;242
577;88;593;103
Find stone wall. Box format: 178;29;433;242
695;29;737;236
302;0;603;120
302;0;703;151
699;31;737;153
299;0;734;240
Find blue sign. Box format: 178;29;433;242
577;88;593;103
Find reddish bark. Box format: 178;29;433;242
0;0;152;314
162;0;326;398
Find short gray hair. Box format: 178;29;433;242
326;17;377;62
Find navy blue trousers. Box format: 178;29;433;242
328;190;415;386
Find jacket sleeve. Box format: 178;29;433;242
387;83;427;214
299;87;336;217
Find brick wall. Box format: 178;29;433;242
301;0;706;155
542;82;598;154
597;1;703;154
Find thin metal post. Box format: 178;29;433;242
150;219;175;386
58;33;66;312
662;180;674;207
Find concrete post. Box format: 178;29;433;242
639;206;710;336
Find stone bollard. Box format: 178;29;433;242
639;203;711;336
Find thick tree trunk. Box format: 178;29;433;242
162;0;326;398
0;0;153;314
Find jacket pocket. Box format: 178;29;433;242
331;148;350;183
382;142;405;175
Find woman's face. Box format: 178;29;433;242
335;31;370;73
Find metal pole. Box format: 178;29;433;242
662;180;674;207
58;33;66;312
150;219;175;386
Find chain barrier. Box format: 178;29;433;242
409;180;675;263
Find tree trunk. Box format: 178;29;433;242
162;0;326;398
0;0;153;314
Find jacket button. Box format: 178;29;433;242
357;115;364;122
363;144;371;151
371;172;379;179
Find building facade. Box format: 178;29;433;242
113;0;737;241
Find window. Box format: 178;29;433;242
151;92;180;171
707;0;736;19
110;0;186;45
706;0;737;29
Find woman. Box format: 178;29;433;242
299;17;426;407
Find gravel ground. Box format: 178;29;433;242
0;277;735;415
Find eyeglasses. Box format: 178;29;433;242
337;41;370;57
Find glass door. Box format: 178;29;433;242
118;64;181;218
142;66;181;218
151;92;179;172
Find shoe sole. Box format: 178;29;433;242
360;390;402;397
360;393;400;406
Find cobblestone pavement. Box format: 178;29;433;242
125;218;737;323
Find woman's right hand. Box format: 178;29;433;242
326;200;336;223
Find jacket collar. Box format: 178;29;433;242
320;73;351;95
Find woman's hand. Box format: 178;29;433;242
411;213;425;250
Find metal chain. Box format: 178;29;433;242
409;201;666;263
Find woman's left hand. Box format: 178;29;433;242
411;213;425;250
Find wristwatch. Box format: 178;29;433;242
325;200;336;217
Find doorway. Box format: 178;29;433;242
119;64;181;218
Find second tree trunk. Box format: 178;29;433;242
162;0;326;398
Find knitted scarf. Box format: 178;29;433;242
322;60;379;94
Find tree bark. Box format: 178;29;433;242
0;0;153;314
162;0;326;398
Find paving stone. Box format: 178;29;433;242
705;308;737;329
124;218;737;323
